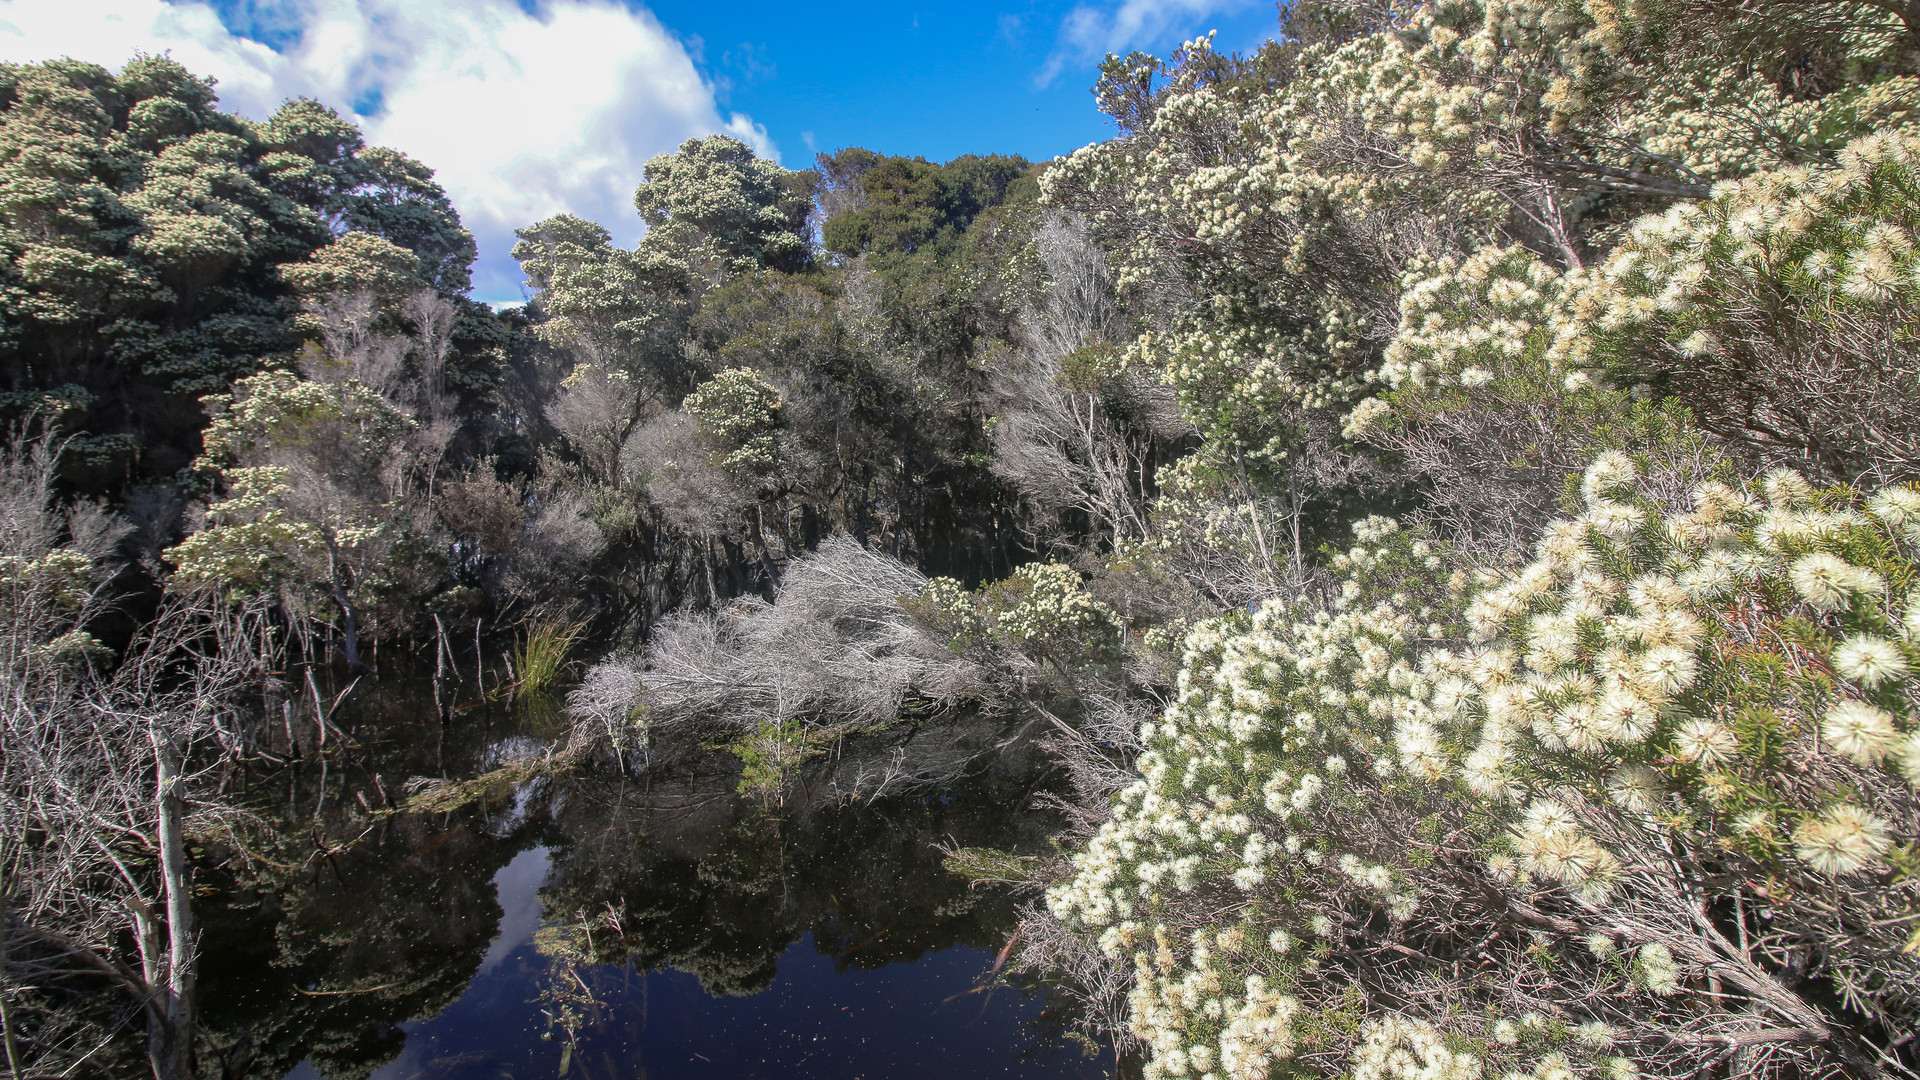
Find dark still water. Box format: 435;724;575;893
279;847;1092;1080
192;678;1111;1080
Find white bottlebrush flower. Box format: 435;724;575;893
1672;717;1737;765
1733;809;1776;839
1676;330;1715;356
1521;825;1609;885
1597;690;1660;744
1628;573;1687;611
1789;553;1859;612
1832;634;1910;688
1761;467;1814;507
1581;452;1638;505
1634;941;1681;995
1343;396;1393;438
1793;803;1893;875
1690;480;1749;520
1638;608;1705;650
1679;551;1739;599
1896;731;1920;785
1607;764;1666;813
1555;702;1607;753
1526;624;1578;673
1589;502;1646;542
1637;646;1699;695
1906;592;1920;640
1868;485;1920;528
1821;700;1900;764
1520;795;1582;837
1756;510;1814;551
1464;745;1518;801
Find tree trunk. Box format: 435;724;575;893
325;542;364;671
1;857;24;1080
147;738;196;1080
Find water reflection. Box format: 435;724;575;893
475;848;550;978
194;680;1109;1080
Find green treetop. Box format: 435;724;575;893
0;56;474;485
633;134;814;278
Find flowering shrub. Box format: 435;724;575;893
1369;247;1580;404
1049;454;1919;1080
196;370;416;468
165;467;322;588
1577;131;1920;482
168;368;441;657
683;367;782;476
914;562;1124;672
1041;0;1914;462
1342;243;1710;552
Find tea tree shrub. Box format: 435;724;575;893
1049;455;1919;1080
1576;132;1920;484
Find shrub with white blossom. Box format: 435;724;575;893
1340;244;1709;553
1576;131;1920;483
1042;0;1916;465
911;561;1126;680
1049;454;1919;1080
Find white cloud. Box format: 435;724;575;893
1035;0;1253;89
0;0;776;300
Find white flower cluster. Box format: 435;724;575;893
1041;0;1919;470
1581;132;1920;340
1351;1017;1480;1080
992;561;1123;644
1384;248;1565;387
1346;246;1597;437
1051;453;1920;1080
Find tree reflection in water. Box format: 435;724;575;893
191;680;1113;1080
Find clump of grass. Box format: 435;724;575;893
506;618;586;697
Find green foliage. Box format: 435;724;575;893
279;230;425;303
634;134;813;277
981;562;1124;649
195;369;416;469
941;845;1040;886
910;563;1126;683
164;466;320;589
1044;0;1920;499
1575;131;1920;479
818;149;1035;262
511;213;694;387
0;57;477;484
168;366;444;652
731;718;823;801
683;367;782;475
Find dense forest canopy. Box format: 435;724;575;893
4;1;1920;1078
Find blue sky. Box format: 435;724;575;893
0;0;1285;301
642;0;1283;164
